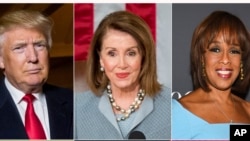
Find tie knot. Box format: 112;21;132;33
23;94;35;103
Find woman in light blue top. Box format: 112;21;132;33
172;11;250;140
172;99;231;139
75;11;171;139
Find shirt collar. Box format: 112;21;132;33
4;78;45;104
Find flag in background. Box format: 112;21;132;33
74;3;172;89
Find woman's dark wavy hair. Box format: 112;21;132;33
190;11;250;98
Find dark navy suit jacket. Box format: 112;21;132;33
0;78;73;139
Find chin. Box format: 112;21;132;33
26;77;46;86
115;84;127;88
116;83;135;89
27;81;44;86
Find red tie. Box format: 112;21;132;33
23;94;46;139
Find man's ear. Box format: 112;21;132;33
0;56;5;69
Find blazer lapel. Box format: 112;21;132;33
0;78;28;139
43;84;73;139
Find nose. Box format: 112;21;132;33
26;45;38;63
118;56;127;69
220;51;230;65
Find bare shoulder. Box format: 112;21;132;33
179;89;204;104
244;101;250;115
179;89;207;112
234;95;250;115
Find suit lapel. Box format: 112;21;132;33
0;78;28;139
43;84;72;139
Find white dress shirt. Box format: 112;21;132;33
5;78;50;139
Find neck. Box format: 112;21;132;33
205;89;236;123
110;85;140;108
204;87;232;103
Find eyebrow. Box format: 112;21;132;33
13;39;47;46
104;46;138;50
210;40;240;46
33;40;47;45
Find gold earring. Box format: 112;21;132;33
240;63;244;80
202;61;206;77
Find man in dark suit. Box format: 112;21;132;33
0;10;73;139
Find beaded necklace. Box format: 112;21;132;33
106;84;145;122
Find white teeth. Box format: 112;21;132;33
217;70;231;75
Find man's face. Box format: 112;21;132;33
0;27;49;93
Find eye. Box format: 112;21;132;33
209;47;220;53
107;51;116;57
34;42;47;51
13;45;25;53
230;49;241;54
127;51;136;56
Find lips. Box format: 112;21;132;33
26;68;42;74
216;69;232;79
116;72;129;78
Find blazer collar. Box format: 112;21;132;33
43;84;72;139
0;77;28;138
98;91;153;138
